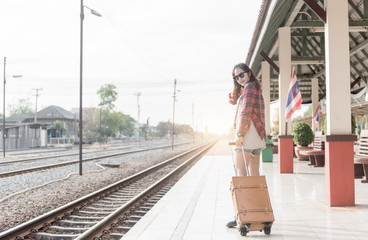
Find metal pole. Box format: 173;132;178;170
192;103;194;143
134;92;141;143
172;79;176;150
3;57;6;158
33;88;42;123
79;0;84;175
99;108;101;142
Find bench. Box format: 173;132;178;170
302;131;325;167
355;129;368;183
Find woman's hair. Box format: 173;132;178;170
231;63;261;102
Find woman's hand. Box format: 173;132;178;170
235;136;244;146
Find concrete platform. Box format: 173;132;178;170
122;140;368;240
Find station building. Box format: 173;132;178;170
1;105;78;149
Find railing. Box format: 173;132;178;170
48;137;75;145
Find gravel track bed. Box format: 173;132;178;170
0;147;172;200
0;143;197;232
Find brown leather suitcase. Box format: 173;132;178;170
230;175;274;236
228;142;274;236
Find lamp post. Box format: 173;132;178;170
172;79;177;150
134;92;141;143
3;57;23;158
79;1;101;175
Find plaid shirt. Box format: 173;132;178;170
236;81;265;140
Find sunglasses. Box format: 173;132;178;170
233;70;249;81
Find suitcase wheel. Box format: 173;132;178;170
264;226;271;235
240;227;248;236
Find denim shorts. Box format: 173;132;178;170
234;147;263;156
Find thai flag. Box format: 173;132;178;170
285;68;303;120
313;103;322;124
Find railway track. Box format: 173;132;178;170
0;140;140;157
0;141;193;178
0;142;215;240
0;140;189;166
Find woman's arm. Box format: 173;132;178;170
229;92;237;105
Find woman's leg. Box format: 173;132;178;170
247;154;260;176
235;150;261;176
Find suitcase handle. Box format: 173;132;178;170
228;142;250;176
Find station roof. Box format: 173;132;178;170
247;0;368;103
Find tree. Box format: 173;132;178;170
156;121;170;137
83;109;136;142
8;98;34;116
97;84;118;110
119;114;135;137
174;124;193;136
53;120;65;137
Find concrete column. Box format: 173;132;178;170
262;61;271;136
324;0;355;206
311;78;319;131
278;27;292;135
325;3;351;135
278;27;293;174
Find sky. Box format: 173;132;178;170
0;0;263;135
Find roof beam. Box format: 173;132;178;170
291;21;324;28
351;76;362;89
303;0;326;23
311;35;368;79
291;20;368;30
350;37;368;55
272;56;325;65
291;32;324;37
260;51;280;74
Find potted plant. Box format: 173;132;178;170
292;122;314;160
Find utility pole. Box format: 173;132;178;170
146;117;150;141
167;120;170;140
134;92;141;143
32;88;42;123
192;103;195;143
172;79;177;150
99;107;102;143
3;57;6;158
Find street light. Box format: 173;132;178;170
134;92;141;144
3;57;23;158
79;1;102;175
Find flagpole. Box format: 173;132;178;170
285;122;288;135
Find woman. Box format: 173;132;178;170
226;63;266;228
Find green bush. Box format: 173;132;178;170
292;122;314;146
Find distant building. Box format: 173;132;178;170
1;105;79;150
24;105;79;138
